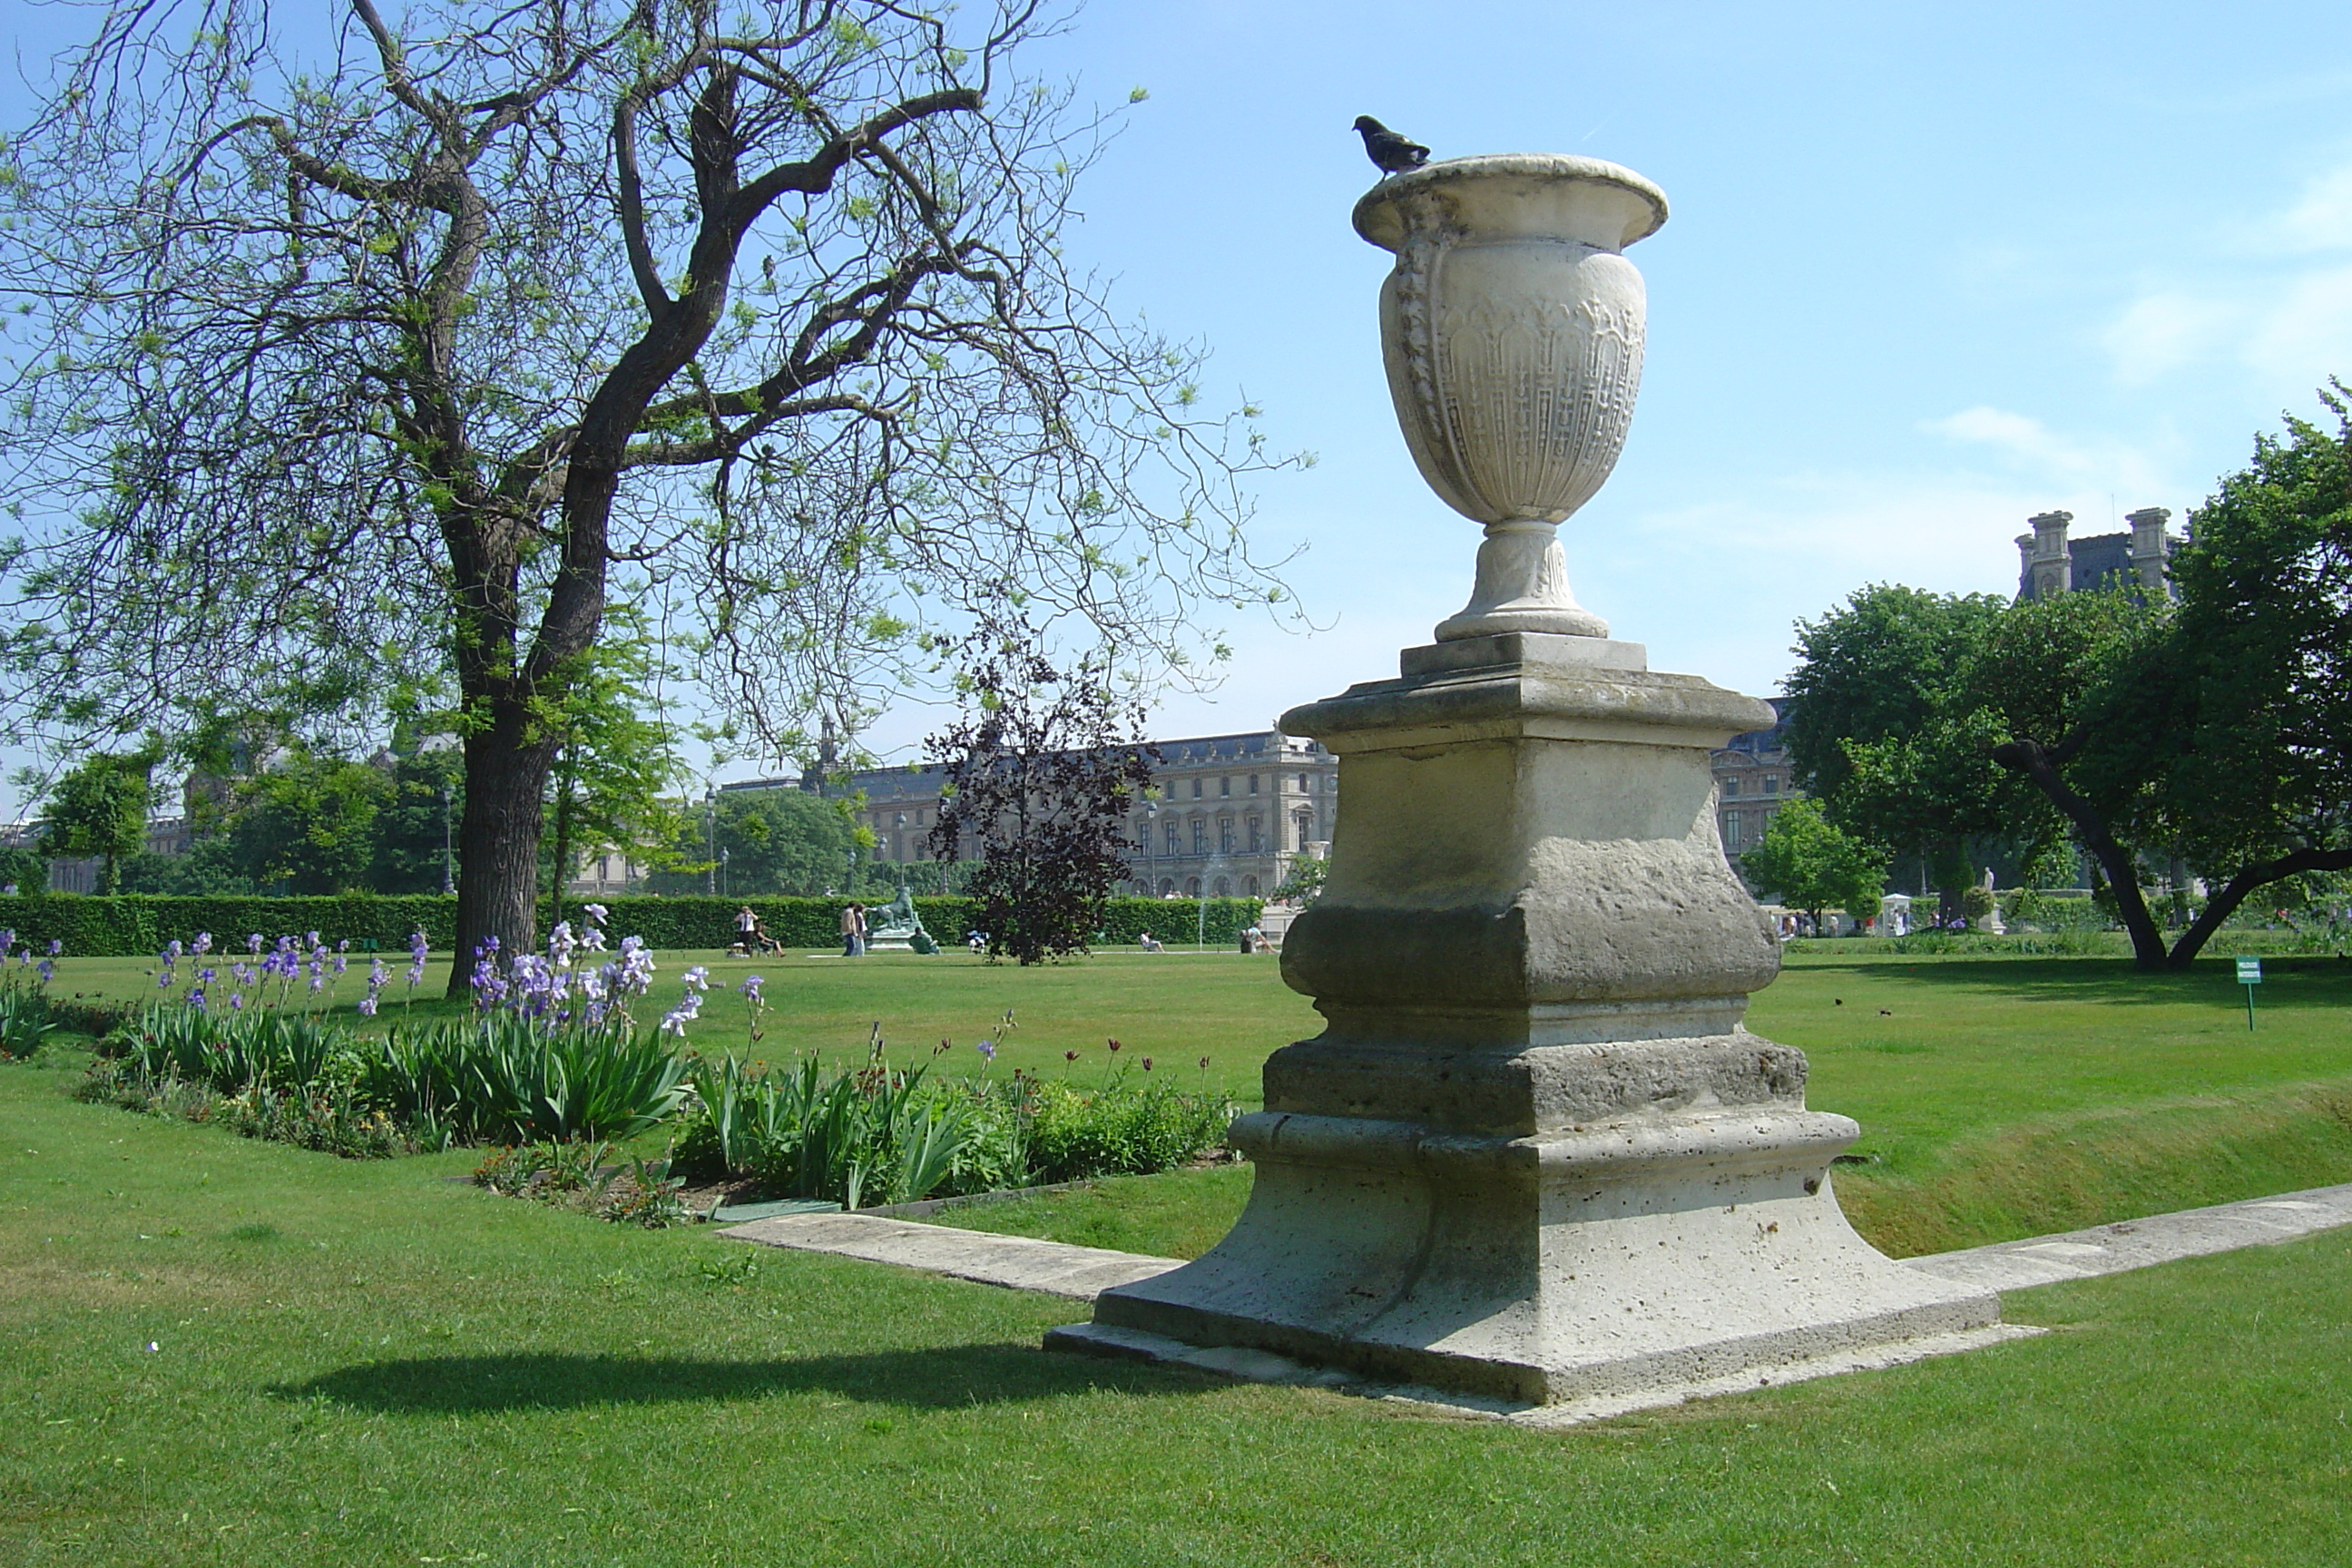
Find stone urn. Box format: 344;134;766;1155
1353;154;1667;642
1048;150;2023;1416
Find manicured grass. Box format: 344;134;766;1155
49;949;1318;1108
49;946;2352;1251
5;1053;2352;1566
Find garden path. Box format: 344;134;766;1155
715;1210;1182;1299
720;1180;2352;1302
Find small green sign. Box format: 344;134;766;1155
2237;957;2264;984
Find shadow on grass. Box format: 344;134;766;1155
1789;954;2352;1005
272;1342;1209;1415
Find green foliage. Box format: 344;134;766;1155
1270;852;1327;904
0;894;459;957
0;845;46;895
471;1142;687;1228
1025;1071;1237;1183
676;1049;1236;1207
33;750;153;894
0;989;54;1059
648;788;866;897
1739;798;1887;926
1784;585;2050;902
540;619;689;922
227;751;391;894
0;892;1263;956
369;745;463;895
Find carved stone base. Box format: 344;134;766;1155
1044;639;2013;1407
1058;1047;1996;1407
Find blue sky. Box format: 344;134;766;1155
6;1;2352;794
867;0;2352;767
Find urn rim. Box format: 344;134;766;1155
1353;153;1670;254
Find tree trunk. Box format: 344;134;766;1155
545;752;573;939
1990;740;2169;967
2161;846;2352;969
448;706;558;997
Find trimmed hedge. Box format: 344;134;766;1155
0;893;1267;957
0;896;458;958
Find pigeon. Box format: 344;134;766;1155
1354;115;1430;177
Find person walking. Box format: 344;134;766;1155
840;902;867;957
735;905;758;954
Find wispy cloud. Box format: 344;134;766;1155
1920;407;2175;498
2102;157;2352;395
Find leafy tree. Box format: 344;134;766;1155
117;838;257;897
540;622;688;926
1784;585;2057;916
1;0;1296;992
34;751;153;895
1271;852;1328;905
227;754;390;895
370;745;466;897
926;632;1154;964
1738;798;1887;932
647;787;864;898
1987;390;2352;967
0;846;48;896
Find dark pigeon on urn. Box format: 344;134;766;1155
1353;115;1430;176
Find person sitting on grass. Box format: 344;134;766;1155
1138;930;1164;953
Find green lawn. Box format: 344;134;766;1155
5;1043;2351;1566
49;944;2352;1253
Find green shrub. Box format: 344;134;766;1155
677;1052;1236;1205
0;990;54;1059
471;1142;687;1228
0;892;1264;957
1026;1073;1237;1182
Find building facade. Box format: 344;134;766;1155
2016;506;2177;603
1711;696;1797;861
722;727;1341;900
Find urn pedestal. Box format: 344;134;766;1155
1045;155;2014;1414
1048;636;2004;1409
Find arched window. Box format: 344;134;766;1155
1295;810;1314;850
1243;876;1259;896
1213;876;1231;897
1159;877;1176;897
1184;877;1201;897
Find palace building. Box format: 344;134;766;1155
720;727;1340;900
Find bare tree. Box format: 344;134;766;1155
0;0;1295;986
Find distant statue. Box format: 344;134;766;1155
866;886;937;954
1974;867;2007;935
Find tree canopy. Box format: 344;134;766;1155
1782;584;2053;913
1738;798;1886;931
34;750;153;894
0;0;1295;986
1785;386;2352;969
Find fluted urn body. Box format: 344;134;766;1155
1354;155;1668;641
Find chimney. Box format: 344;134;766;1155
2027;510;2073;600
2125;506;2171;596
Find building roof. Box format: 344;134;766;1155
718;727;1329;800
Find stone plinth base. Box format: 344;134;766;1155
1043;636;2010;1408
1052;1064;1997;1407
